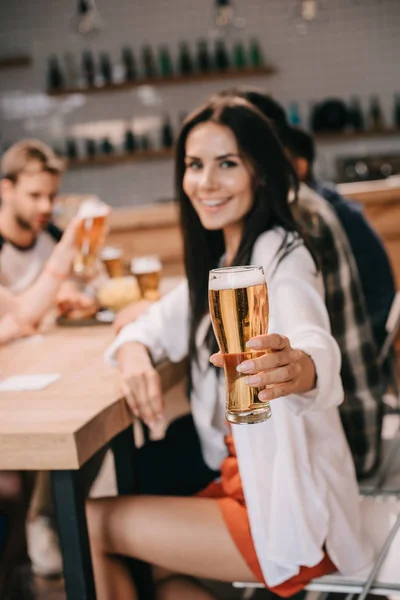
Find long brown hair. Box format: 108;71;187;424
175;96;308;367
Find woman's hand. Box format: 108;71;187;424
210;333;316;401
117;341;163;429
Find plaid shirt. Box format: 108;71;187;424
292;184;385;479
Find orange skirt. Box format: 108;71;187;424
197;434;336;597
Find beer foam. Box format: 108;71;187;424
100;246;122;260
77;197;110;220
209;267;265;290
131;256;162;274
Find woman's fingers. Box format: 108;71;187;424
121;369;163;428
245;362;301;388
209;352;224;367
258;381;298;402
121;381;139;417
246;333;289;352
236;348;295;374
144;371;164;426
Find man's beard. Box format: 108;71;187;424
15;214;34;231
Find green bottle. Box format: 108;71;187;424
249;39;263;68
124;129;136;153
178;42;193;75
197;39;211;73
394;94;400;129
214;39;229;71
159;46;173;77
233;41;246;69
101;137;114;154
142;45;157;78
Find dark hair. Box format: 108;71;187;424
278;125;316;167
175;96;307;366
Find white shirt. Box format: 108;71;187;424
106;228;375;586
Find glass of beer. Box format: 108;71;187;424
131;255;162;301
73;197;110;280
100;246;125;278
209;265;271;425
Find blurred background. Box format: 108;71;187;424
0;0;399;207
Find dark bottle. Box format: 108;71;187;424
197;39;211;73
249;39;263;68
124;129;136;153
161;115;174;148
233;41;246;69
178;42;193;75
101;137;114;154
47;56;65;91
394;94;400;129
82;50;96;87
159;46;173;77
85;138;97;158
214;39;229;71
142;45;157;79
99;53;112;85
348;97;364;131
122;47;137;81
66;139;78;160
369;96;384;131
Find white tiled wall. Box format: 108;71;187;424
0;0;399;206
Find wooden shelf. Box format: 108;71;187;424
47;65;276;96
68;148;174;169
315;128;400;143
0;55;32;69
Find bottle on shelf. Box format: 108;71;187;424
124;129;137;153
248;39;263;68
66;139;78;160
368;96;384;131
214;38;230;71
85;138;97;158
197;39;211;73
101;138;114;154
64;52;79;88
82;50;96;87
233;41;247;69
178;42;194;75
394;94;400;129
159;46;173;77
142;45;157;79
140;134;151;150
99;53;113;86
161;115;174;148
288;102;301;126
47;56;65;91
348;97;364;131
122;47;137;81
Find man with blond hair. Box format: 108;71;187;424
0;139;98;577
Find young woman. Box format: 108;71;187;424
93;97;374;600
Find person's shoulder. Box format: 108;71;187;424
253;228;316;278
45;222;63;243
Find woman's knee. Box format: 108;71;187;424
86;498;112;551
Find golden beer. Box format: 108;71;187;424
209;266;270;425
73;198;109;280
100;246;125;278
131;256;162;301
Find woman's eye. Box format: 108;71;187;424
186;161;202;171
220;160;238;169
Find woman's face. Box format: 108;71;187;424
183;122;254;232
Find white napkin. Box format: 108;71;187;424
0;374;60;392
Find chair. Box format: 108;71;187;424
233;293;400;599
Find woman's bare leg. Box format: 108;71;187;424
87;495;258;600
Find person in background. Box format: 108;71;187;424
0;141;101;580
0;217;79;344
0;139;97;321
87;96;374;600
277;123;396;350
226;90;385;480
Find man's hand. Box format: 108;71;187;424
56;281;97;317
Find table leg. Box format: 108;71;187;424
51;470;96;600
111;425;155;600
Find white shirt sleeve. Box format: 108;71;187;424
253;233;343;414
105;280;190;366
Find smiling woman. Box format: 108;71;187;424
96;96;374;600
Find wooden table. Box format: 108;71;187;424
0;319;185;600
